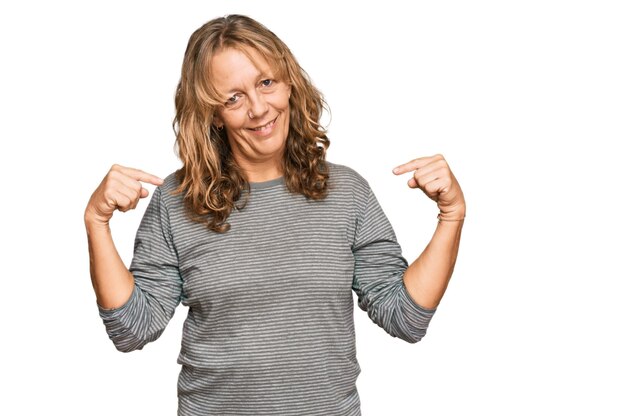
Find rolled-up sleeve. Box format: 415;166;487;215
98;186;183;352
351;186;436;343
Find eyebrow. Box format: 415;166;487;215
224;71;275;96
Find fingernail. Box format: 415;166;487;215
392;168;400;174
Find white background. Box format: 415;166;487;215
1;1;625;415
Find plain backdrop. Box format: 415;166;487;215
1;1;625;415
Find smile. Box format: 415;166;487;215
247;116;278;136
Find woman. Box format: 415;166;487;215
85;14;465;416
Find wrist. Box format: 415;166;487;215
437;204;466;221
437;212;465;223
84;209;111;231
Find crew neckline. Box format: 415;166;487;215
248;176;285;190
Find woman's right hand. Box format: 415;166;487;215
85;164;164;227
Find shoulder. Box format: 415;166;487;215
152;171;183;207
162;171;181;191
325;161;372;210
326;161;371;194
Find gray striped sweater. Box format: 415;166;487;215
99;161;436;415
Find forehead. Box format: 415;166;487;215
210;47;277;94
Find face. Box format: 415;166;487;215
210;47;291;177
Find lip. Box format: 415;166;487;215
246;115;279;137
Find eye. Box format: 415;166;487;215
260;79;273;87
225;94;242;106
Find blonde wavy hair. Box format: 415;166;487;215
172;14;330;233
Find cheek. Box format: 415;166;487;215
280;93;291;111
276;100;291;120
270;88;291;112
222;111;247;131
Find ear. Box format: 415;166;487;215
213;115;224;129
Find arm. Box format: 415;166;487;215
85;165;182;352
403;218;464;309
393;153;466;309
352;186;436;344
85;222;135;309
85;164;163;309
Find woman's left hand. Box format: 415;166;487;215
392;154;466;220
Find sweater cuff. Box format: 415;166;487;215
97;284;138;320
399;280;437;326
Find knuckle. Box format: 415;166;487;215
106;169;120;183
103;190;115;203
118;200;130;211
435;167;447;178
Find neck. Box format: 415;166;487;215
238;160;283;183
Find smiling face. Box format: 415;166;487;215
210;47;291;181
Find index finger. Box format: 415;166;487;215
116;165;164;186
392;156;433;175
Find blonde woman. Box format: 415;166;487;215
85;14;465;416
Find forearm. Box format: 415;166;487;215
85;217;135;310
403;219;464;309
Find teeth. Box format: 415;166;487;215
253;120;274;131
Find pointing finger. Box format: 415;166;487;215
127;169;164;186
112;164;164;186
392;156;434;175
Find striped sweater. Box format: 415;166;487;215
98;161;436;415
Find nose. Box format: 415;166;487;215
247;90;269;119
